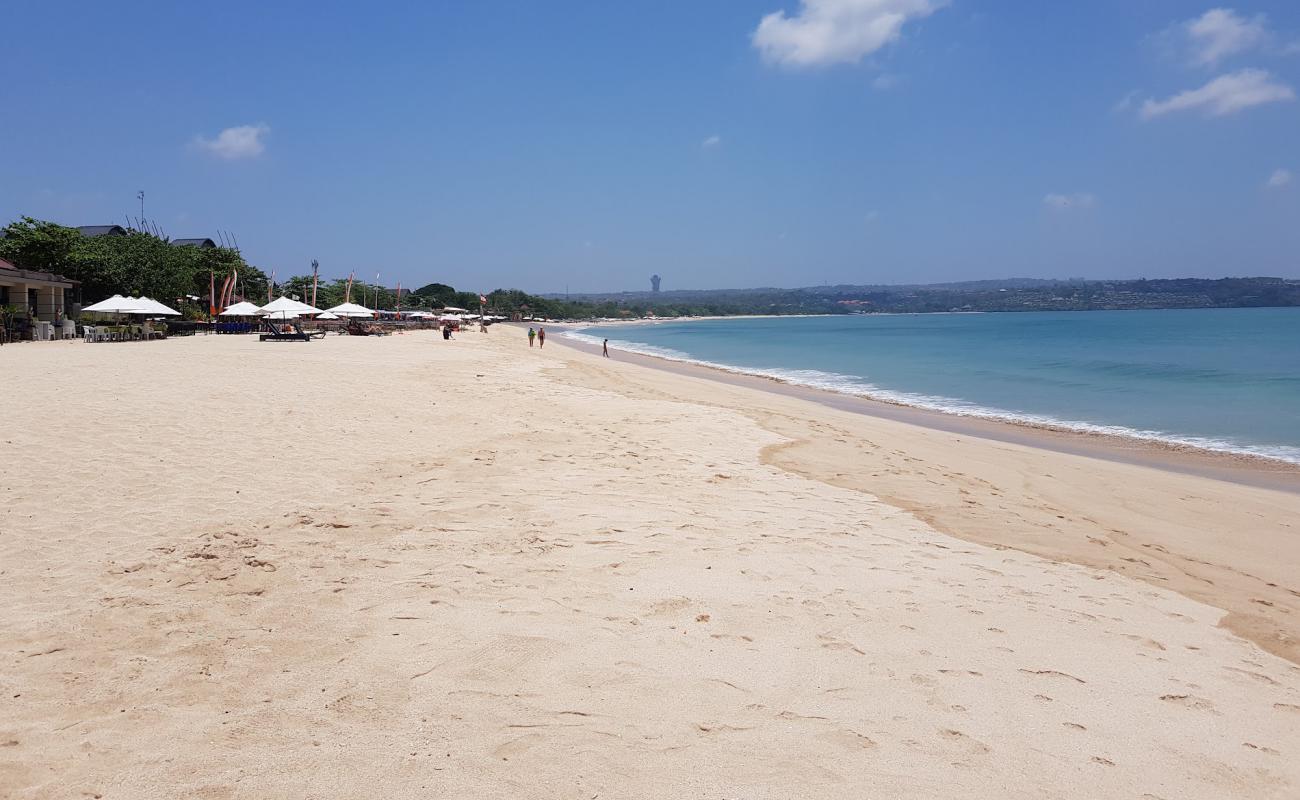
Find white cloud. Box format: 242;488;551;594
702;134;722;148
752;0;946;67
1183;8;1269;67
871;73;900;90
1140;69;1294;119
193;124;270;160
1266;168;1293;188
1044;193;1096;210
1112;90;1139;113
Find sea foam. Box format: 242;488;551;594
561;327;1300;466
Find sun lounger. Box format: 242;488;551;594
260;321;312;342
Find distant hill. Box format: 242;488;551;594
540;277;1300;316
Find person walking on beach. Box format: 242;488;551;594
537;327;546;348
528;327;536;347
602;338;609;358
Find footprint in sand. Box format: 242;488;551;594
1158;694;1218;713
492;734;543;760
648;597;692;616
815;729;877;751
938;728;991;755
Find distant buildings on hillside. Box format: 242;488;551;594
651;274;661;293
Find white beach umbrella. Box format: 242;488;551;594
134;297;182;316
316;311;340;320
219;301;263;316
441;305;469;313
324;302;376;318
82;294;149;313
261;296;322;319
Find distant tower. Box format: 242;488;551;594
651;274;661;293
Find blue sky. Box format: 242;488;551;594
2;1;1298;292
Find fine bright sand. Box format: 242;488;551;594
2;330;1298;799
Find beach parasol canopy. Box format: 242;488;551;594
133;297;182;316
261;296;323;319
316;311;340;320
219;301;263;316
441;305;469;313
324;302;376;318
82;294;149;313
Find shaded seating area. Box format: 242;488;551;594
217;301;262;334
257;296;326;342
81;323;167;342
78;295;178;342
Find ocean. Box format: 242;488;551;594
566;308;1300;465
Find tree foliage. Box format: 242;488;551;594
0;217;266;316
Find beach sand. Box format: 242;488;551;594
2;330;1298;798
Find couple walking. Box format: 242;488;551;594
527;326;546;348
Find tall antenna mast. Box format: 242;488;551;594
137;190;145;219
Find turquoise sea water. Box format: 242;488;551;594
567;308;1300;464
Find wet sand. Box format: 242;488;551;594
552;327;1300;494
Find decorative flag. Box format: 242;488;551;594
479;294;487;305
209;269;216;317
218;275;233;314
224;269;238;309
345;271;355;303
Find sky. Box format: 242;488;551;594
2;1;1298;293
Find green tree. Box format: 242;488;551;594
1;216;266;317
0;218;82;274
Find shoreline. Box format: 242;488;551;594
543;327;1300;667
550;325;1300;494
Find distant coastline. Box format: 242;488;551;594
542;276;1300;319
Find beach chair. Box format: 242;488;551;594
62;319;76;340
259;320;312;342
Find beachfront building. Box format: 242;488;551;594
0;257;76;318
0;257;77;340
